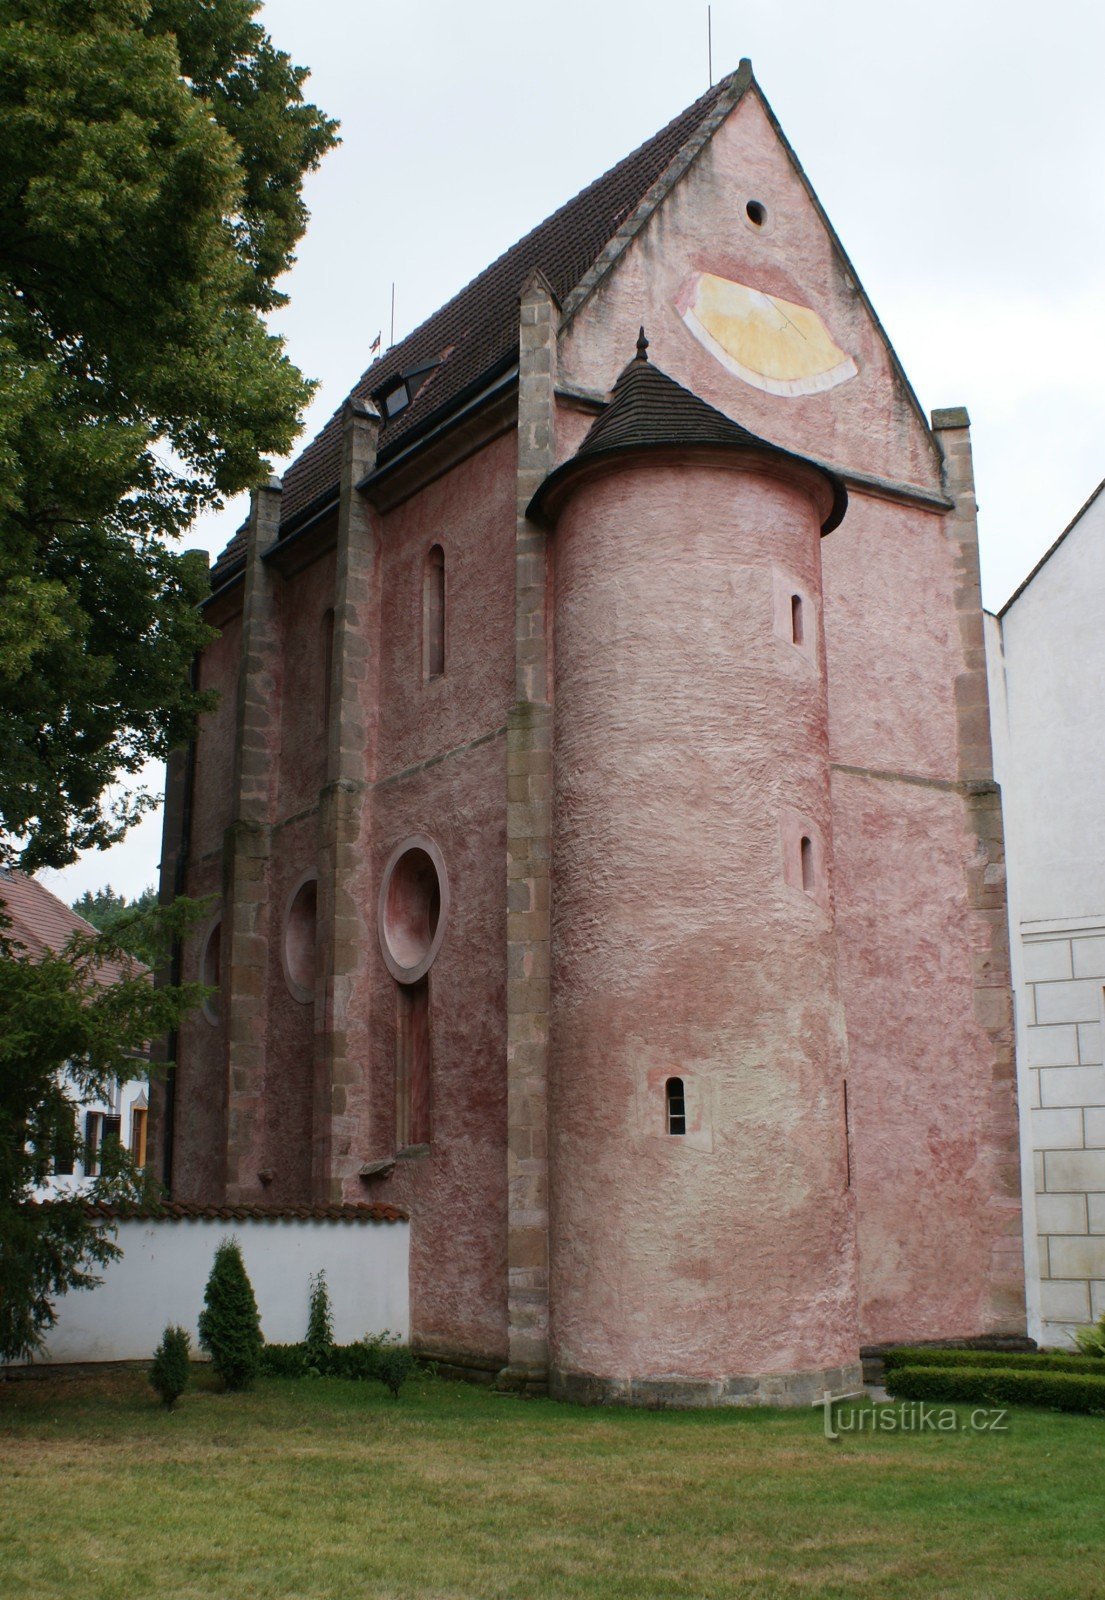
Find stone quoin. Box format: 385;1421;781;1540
156;61;1026;1403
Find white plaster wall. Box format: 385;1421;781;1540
23;1217;409;1365
986;480;1105;1348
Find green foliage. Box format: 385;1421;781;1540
259;1331;415;1395
304;1271;334;1373
258;1342;308;1378
376;1341;416;1399
149;1323;191;1409
197;1237;263;1390
1072;1313;1105;1359
886;1362;1105;1415
72;885;162;966
0;900;205;1362
0;0;338;869
883;1346;1105;1377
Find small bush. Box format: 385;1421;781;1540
197;1237;264;1390
886;1363;1105;1415
150;1325;191;1409
1073;1313;1105;1359
304;1272;335;1373
258;1331;414;1394
883;1346;1105;1377
376;1341;415;1398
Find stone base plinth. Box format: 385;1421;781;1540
551;1361;864;1409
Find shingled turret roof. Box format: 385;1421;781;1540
211;65;755;586
527;332;847;532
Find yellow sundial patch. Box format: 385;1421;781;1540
681;273;857;397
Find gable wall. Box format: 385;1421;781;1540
554;86;1023;1345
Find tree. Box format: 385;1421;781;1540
0;906;205;1362
0;0;338;869
72;884;161;965
197;1236;263;1389
150;1323;191;1409
304;1269;334;1373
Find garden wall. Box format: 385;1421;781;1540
16;1204;409;1366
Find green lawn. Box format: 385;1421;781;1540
2;1369;1103;1599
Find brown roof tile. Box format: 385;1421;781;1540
75;1201;408;1224
0;870;139;987
211;68;749;586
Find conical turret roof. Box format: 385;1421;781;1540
528;331;847;533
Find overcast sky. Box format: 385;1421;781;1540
44;0;1105;904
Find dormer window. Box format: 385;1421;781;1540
376;359;443;422
383;381;411;418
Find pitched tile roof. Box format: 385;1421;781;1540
528;333;847;532
0;870;138;987
211;66;753;587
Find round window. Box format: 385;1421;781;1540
378;835;449;984
282;874;318;1003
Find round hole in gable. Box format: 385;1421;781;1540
746;199;768;228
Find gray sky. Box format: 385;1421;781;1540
44;0;1105;903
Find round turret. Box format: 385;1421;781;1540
530;337;860;1405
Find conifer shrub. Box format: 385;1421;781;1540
885;1363;1105;1414
197;1238;264;1390
149;1324;191;1409
304;1271;335;1374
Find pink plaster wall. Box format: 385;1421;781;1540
335;435;517;1363
172;850;227;1200
558;87;942;493
831;771;1016;1341
188;610;241;860
275;549;337;820
548;457;858;1383
364;743;509;1362
553;77;1023;1353
375;435;516;777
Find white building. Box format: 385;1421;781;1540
986;478;1105;1348
1;869;150;1197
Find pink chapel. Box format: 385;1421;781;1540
156;62;1027;1403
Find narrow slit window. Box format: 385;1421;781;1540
800;835;816;893
396;975;431;1148
423;544;445;680
666;1076;686;1136
791;593;804;646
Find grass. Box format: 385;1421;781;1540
2;1369;1104;1599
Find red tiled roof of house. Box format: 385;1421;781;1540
211;66;751;586
0;870;139;987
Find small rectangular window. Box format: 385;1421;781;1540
666;1077;686;1136
791;593;804;646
